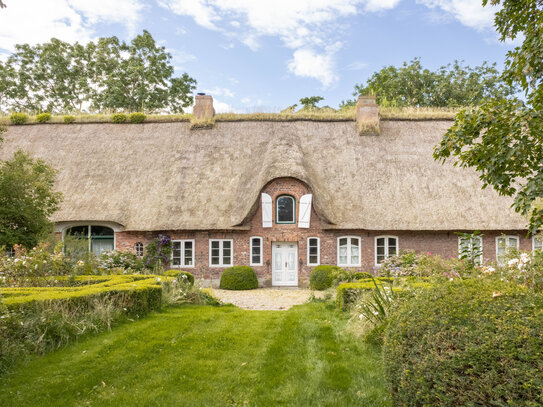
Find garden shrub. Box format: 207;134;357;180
309;265;342;290
63;115;76;124
353;271;373;280
129;112;146;123
97;250;146;274
383;279;543;406
111;113;127;123
144;235;172;272
9;113;28;125
164;270;194;285
36;113;51;123
220;266;258;290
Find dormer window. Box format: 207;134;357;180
276;195;295;224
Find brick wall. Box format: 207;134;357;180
114;177;533;284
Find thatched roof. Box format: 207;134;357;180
0;120;527;231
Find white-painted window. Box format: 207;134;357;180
458;235;483;265
533;236;543;251
375;236;398;265
307;237;320;266
134;242;144;257
250;237;263;266
337;236;361;267
209;239;233;267
172;240;195;267
496;235;519;265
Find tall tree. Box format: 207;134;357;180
348;58;516;107
434;0;543;234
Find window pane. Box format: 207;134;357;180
211;256;220;265
350;238;359;248
351;255;359;265
90;226;114;236
339;238;347;247
377;254;385;264
277;196;294;222
388;238;397;248
376;237;385;247
212;248;220;257
377;246;385;256
211;241;219;249
309;246;318;255
67;225;88;237
252;238;261;248
508;237;518;248
309;255;318;264
223;241;231;250
389;246;397;256
223;256;231;265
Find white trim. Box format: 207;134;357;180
307;237;320;266
532;236;543;251
495;235;519;265
250;236;263;266
337;236;362;267
272;242;298;286
374;235;399;266
457;235;483;264
261;193;272;228
209;239;234;267
171;239;195;268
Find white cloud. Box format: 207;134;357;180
0;0;144;52
417;0;497;31
365;0;401;12
288;49;338;88
203;87;235;98
213;99;236;113
345;61;368;70
157;0;218;30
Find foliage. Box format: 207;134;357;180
488;250;543;291
0;31;196;114
143;234;172;272
164;269;195;286
219;266;258;290
0;150;62;249
379;250;471;278
356;278;396;339
299;96;324;109
161;276;217;306
129;112;146;123
350;58;516;107
457;230;483;267
9;112;27;125
353;271;373;280
35;112;51;123
434;0;543;234
384;279;543;406
62;115;75;124
111;113;127;123
309;265;342;290
96;250;146;274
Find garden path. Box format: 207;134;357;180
211;288;328;310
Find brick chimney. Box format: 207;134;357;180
356;95;380;136
193;93;215;120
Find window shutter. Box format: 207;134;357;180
262;193;272;227
298;194;312;228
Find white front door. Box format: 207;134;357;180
272;242;298;286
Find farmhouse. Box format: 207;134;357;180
1;95;535;286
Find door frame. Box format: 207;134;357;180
271;241;298;287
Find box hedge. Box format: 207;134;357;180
129;112;146;123
383;279;543;406
220;266;258;290
9;113;28;125
309;265;342;290
36;113;51;123
164;270;194;285
111;113;127;123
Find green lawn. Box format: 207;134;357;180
0;302;389;407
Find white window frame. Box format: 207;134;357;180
533;236;543;251
337;236;362;267
209;239;234;267
307;237;320;266
375;236;399;266
496;235;519;265
171;239;195;268
458;235;483;265
134;242;144;257
250;236;263;266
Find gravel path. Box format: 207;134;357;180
211;288;327;310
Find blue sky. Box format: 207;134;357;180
0;0;514;112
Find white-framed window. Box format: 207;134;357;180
134;242;144;257
209;239;233;267
172;240;195;267
458;235;483;265
307;237;320;266
496;235;519;265
6;246;15;257
375;236;398;265
533;236;543;251
250;237;263;266
276;195;296;224
337;236;361;267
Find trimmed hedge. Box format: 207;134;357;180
9;113;28;125
63;115;76;124
309;265;342;290
353;271;373;280
220;266;258;290
111;113;127;123
36;113;51;123
164;270;194;285
129;112;146;123
384;279;543;406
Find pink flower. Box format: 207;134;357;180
427;252;432;256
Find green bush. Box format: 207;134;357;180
111;113;127;124
309;265;342;290
36;113;51;123
164;270;194;286
353;272;373;280
220;266;258;290
129;112;146;123
384;279;543;406
63;115;76;124
9;113;28;125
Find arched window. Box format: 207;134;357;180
276;195;295;224
135;242;144;257
65;225;114;256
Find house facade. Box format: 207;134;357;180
1;95;535;286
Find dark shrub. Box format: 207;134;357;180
309;265;341;290
111;113;127;123
36;113;51;123
129;112;146;123
164;270;194;286
63;115;76;124
384;279;543;406
353;271;373;280
9;113;28;125
220;266;258;290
